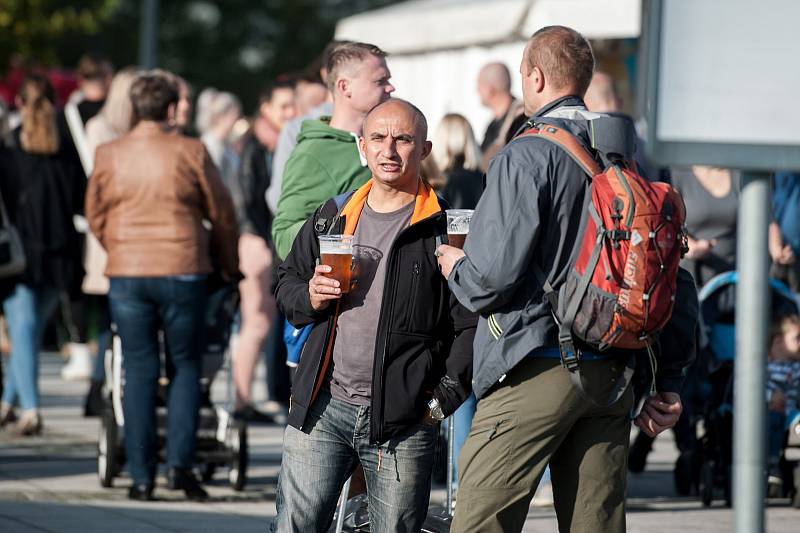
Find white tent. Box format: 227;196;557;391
336;0;641;139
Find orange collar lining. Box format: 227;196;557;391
339;179;442;235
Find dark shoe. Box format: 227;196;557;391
233;404;275;425
84;380;104;417
128;483;155;501
167;467;208;501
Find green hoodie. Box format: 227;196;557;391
272;117;371;260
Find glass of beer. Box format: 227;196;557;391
318;235;354;293
446;209;474;249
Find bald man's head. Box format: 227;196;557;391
359;98;432;190
478;62;512;93
363;98;428;140
584;71;622;113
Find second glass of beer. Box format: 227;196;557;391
318;235;354;293
446;209;474;249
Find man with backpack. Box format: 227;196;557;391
436;26;698;533
272;99;475;532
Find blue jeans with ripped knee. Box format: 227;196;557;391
271;388;437;533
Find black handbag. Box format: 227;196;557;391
0;186;25;278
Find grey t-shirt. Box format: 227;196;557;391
671;169;740;286
329;200;414;405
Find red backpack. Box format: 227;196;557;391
520;123;687;384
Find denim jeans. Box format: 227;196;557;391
108;276;207;486
272;388;438;532
451;392;477;482
2;284;60;410
768;409;786;465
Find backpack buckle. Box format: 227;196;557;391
559;340;581;372
607;229;630;241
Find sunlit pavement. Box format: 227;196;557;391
0;353;797;532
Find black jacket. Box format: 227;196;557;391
233;134;273;241
0;131;84;300
276;182;476;444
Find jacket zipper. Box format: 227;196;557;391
370;212;443;444
406;261;420;328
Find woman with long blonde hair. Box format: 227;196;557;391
0;74;84;435
432;113;483;209
86;67;141;155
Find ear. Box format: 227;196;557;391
336;77;350;98
533;66;545;94
420;140;433;160
358;135;367;156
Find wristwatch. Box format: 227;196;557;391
427;398;445;421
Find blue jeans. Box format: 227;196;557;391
768;409;786;466
2;284;60;410
108;276;207;486
272;388;438;532
452;392;477;482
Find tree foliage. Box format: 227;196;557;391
0;0;117;68
1;0;399;111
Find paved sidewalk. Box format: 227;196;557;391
0;353;797;532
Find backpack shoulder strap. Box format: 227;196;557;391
313;190;356;235
518;125;602;177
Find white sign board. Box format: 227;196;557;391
642;0;800;171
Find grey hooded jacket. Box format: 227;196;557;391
448;96;698;400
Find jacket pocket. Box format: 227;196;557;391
382;332;435;429
405;260;420;329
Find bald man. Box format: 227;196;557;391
272;98;476;532
477;62;524;158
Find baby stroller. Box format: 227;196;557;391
694;271;800;507
96;282;248;491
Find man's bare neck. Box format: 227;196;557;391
367;178;418;213
329;103;365;136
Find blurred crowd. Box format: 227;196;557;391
0;34;798;519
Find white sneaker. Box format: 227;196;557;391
61;343;93;381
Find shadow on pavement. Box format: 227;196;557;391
0;499;274;533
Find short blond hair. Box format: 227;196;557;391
526;25;595;96
326;42;387;92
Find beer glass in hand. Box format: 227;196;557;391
318;235;354;293
445;209;474;249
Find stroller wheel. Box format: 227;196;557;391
700;461;714;507
98;407;119;488
229;423;248;491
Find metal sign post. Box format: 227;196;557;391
138;0;159;69
641;3;800;531
733;174;771;533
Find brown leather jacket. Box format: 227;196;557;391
85;122;239;278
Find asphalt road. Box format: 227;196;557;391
0;353;797;532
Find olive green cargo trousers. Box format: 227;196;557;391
452;356;633;533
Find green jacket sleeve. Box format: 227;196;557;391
272;153;336;260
